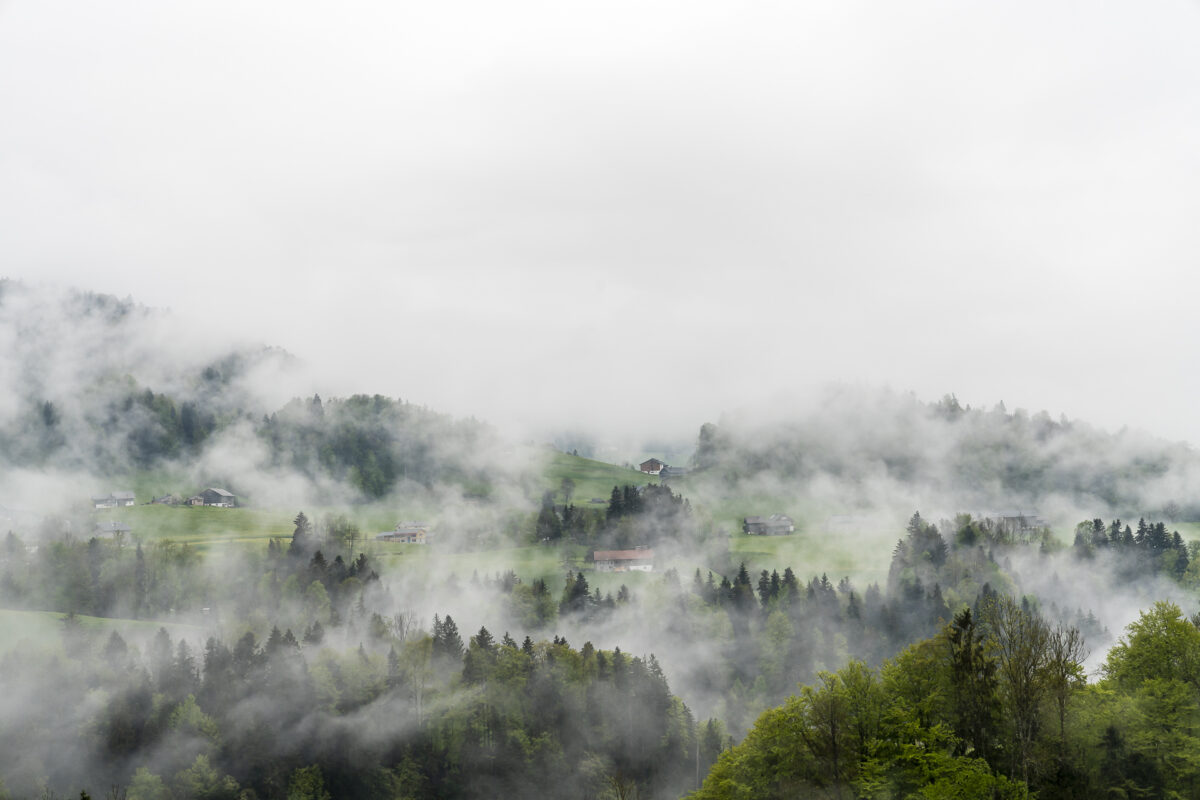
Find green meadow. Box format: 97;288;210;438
90;504;433;554
0;608;204;655
728;530;892;588
81;453;911;592
539;451;655;505
92;504;292;553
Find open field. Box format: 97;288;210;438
0;608;206;655
539;451;654;505
1170;521;1200;540
729;531;892;588
92;504;292;553
90;503;445;553
81;454;964;593
86;452;648;554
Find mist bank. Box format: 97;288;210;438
3;280;1200;797
686;386;1200;525
0;281;543;515
4;498;1196;798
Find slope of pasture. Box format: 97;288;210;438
0;608;206;655
727;530;892;589
92;505;291;552
90;504;442;554
654;471;904;586
539;451;655;505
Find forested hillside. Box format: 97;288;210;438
692;599;1200;799
2;283;1199;799
0;282;506;503
689;389;1200;518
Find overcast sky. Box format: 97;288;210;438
2;1;1199;445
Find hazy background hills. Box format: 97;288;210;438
2;280;1196;534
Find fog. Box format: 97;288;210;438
1;280;1199;796
2;1;1200;443
3;1;1200;795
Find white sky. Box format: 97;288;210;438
2;1;1199;444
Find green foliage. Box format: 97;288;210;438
171;754;240;800
260;394;495;499
168;695;220;745
126;768;170;800
286;765;331;800
1103;601;1200;692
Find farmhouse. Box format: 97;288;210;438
594;547;654;572
92;491;135;509
200;488;237;507
376;521;430;544
639;458;666;475
743;514;795;536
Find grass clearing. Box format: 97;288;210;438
91;503;445;554
0;608;205;654
374;543;582;592
729;532;891;588
91;456;904;593
540;451;655;505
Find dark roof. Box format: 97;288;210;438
113;491;135;500
205;488;235;497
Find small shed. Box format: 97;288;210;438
744;514;795;536
200;488;237;508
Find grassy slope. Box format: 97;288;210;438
729;532;892;588
86;452;898;592
91;504;435;553
93;505;292;553
539;451;656;505
661;470;897;585
0;608;204;655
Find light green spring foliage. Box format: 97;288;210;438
1103;601;1200;690
168;695;220;744
691;600;1200;799
171;754;240;799
691;652;1027;799
126;767;170;800
286;765;331;800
